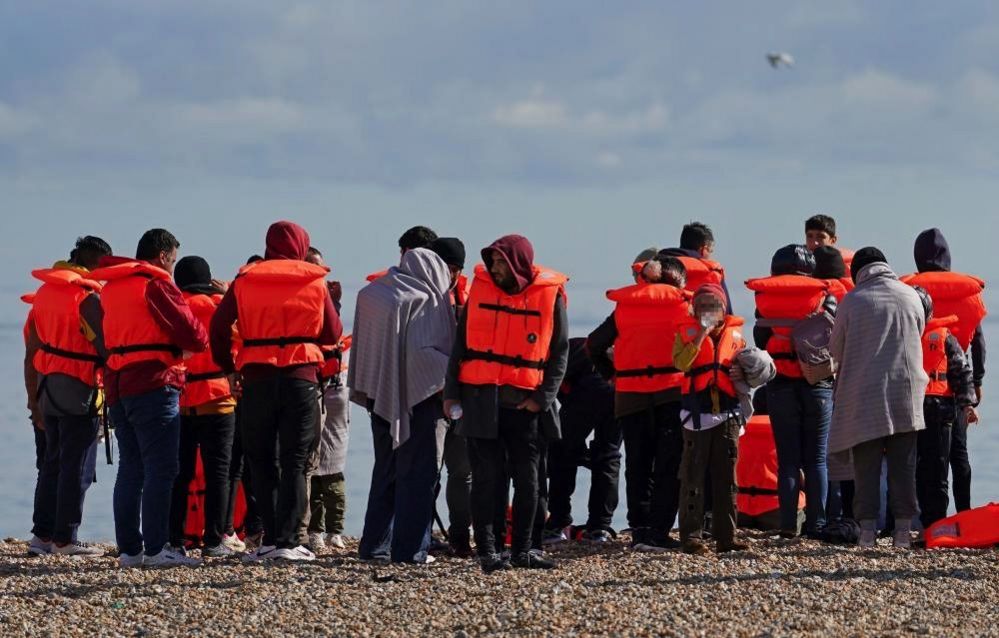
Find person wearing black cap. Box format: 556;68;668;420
168;256;238;557
829;248;927;549
429;237;474;556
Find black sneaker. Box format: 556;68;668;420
480;553;512;574
629;527;650;549
511;551;556;570
633;535;681;553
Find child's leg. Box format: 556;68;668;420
326;473;346;535
709;420;741;545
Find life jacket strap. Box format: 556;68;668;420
109;343;182;357
685;363;732;378
616;365;681;378
927;371;948;382
242;336;321;349
478;302;542;318
737;486;779;496
769;352;797;361
186;371;227;382
323;350;344;361
463;349;546;370
39;341;103;364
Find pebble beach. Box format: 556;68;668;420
1;532;996;637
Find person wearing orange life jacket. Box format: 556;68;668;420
23;236;112;558
364;225;438;283
210;221;342;562
805;214;855;273
426;237;476;557
658;221;733;313
585;255;690;551
164;256;239;558
910;286;978;529
673;284;750;555
903;228;987;514
302;246;350;552
444;235;569;573
90;229;209;568
747;244;837;539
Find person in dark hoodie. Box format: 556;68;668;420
902;228;987;513
23;235;112;557
167;256;238;558
90;229;209;568
444;235;569;572
210;221;342;562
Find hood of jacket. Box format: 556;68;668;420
264;220;311;261
914;228;951;273
481;234;535;293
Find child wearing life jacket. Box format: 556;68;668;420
673;284;749;555
912;286;978;529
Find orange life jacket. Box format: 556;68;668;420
365;269;389;283
321;334;352;380
737;416;806;518
677;256;726;297
925;502;999;549
180;292;231;408
745;275;831;379
678;315;746;399
90;261;185;372
900;271;987;351
825;277;854;302
458;264;568;390
606;283;690;393
922;315;959;398
29;268;103;386
234;259;329;371
838;247;855;272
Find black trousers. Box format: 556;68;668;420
226;404;263;537
950;416;972;512
31;414;99;544
468;408;541;557
917;397;955;528
620;402;683;535
241;376;319;549
546;400;622;532
168;411;236;547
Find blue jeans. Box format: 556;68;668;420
111;386;181;557
359;397;439;563
766;379;831;533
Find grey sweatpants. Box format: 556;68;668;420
851;432;919;524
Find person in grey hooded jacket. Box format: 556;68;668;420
829;248;927;549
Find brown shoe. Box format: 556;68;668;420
717;540;749;553
682;539;710;556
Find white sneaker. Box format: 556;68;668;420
422;554;436;565
273;545;316;562
119;551;144;568
308;533;326;551
221;533;246;553
326;534;346;549
242;545;280;563
52;541;104;557
28;535;52;556
144;546;203;568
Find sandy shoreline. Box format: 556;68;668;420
1;532;996;637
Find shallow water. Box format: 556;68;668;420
2;322;997;542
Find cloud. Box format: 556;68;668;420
492;91;668;136
0;102;36;138
842;69;936;109
492;96;568;129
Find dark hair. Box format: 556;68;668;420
805;214;837;237
70;235;112;269
246;254;263;264
656;255;687;288
136;229;180;261
307;246;323;258
398;226;438;251
679;222;714;251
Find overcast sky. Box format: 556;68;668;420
2;1;997;325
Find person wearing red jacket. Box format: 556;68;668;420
92;229;209;568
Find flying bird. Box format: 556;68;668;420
767;52;794;69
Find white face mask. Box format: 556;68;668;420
699;310;723;329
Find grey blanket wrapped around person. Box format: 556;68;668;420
731;346;776;420
347;248;456;448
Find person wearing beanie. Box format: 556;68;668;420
672;284;749;554
813;245;853;302
902;228;987;514
429;237;472;315
444;234;569;572
580;253;689;551
210;221;343;562
747;245;837;539
828;248;927;549
167;256;241;557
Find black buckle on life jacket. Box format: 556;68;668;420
616;365;681;378
463;348;546;370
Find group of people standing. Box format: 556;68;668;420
20;215;986;572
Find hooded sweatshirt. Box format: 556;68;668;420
913;228;986;388
444;235;569;440
348;248;455;447
210;221;342;383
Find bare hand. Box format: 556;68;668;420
964;406;980;425
443;399;460;416
211;279;230;294
516;398;542;413
227;373;243;399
